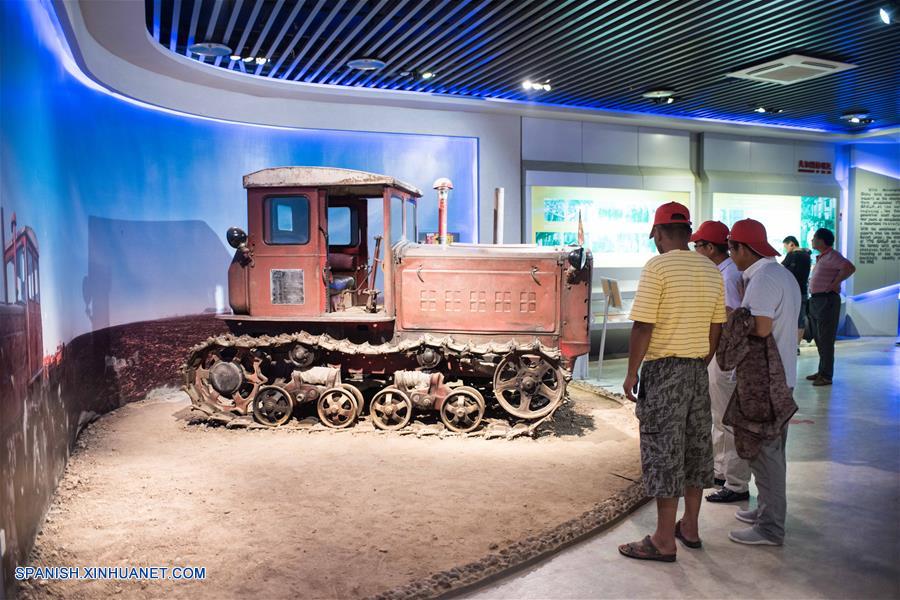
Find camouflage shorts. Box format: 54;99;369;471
637;357;714;497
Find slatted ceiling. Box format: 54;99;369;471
148;0;900;132
309;0;391;82
184;0;203;57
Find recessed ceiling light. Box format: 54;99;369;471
753;106;784;114
188;42;232;57
840;111;874;125
242;56;255;63
642;89;675;99
754;106;767;113
523;80;552;92
347;58;387;71
255;57;268;65
879;7;892;24
421;71;435;79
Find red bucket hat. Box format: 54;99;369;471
728;219;780;257
649;201;691;238
690;221;730;245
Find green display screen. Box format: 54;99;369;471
531;186;691;268
713;193;837;250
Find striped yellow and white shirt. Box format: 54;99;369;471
629;250;727;360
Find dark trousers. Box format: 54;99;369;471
809;292;841;379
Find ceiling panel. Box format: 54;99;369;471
145;0;900;132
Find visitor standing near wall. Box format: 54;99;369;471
781;236;812;348
691;221;751;504
725;219;801;546
807;228;856;386
618;202;726;562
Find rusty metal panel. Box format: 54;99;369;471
559;253;593;365
242;166;422;197
399;265;559;333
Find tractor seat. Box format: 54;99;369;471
330;275;356;293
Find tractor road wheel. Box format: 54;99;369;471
439;386;485;433
317;387;359;429
370;387;413;431
252;385;294;427
341;383;365;417
493;352;565;420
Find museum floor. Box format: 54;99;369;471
464;337;900;599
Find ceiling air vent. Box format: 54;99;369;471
726;54;856;85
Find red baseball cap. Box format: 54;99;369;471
649;201;691;237
690;220;730;245
728;219;780;257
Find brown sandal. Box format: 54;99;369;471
618;535;676;562
675;520;702;549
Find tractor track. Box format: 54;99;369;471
182;331;571;434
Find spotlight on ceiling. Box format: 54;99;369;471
523;80;552;92
753;106;784;114
255;57;268;65
188;42;232;57
642;89;675;99
347;58;387;71
229;54;242;62
840;111;874;125
880;6;892;23
421;71;435;80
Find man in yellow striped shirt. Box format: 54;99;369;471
618;202;726;563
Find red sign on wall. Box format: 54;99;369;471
798;160;832;175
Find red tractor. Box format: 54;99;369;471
184;167;591;432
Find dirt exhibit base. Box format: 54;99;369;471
18;383;644;600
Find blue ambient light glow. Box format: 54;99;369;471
2;0;478;354
849;283;900;302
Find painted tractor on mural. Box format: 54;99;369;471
183;167;591;432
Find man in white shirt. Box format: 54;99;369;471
691;221;751;503
727;219;801;546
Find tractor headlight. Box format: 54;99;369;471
226;227;248;249
567;247;587;270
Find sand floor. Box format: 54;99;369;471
18;386;640;599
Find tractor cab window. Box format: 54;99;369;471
405;200;417;243
265;196;310;245
390;195;404;243
27;248;38;302
327;206;359;247
4;258;13;304
16;247;25;303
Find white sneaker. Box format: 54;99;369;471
729;527;782;546
735;508;757;524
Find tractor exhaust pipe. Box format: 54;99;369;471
433;177;453;246
493;187;504;245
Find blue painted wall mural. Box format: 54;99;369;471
0;1;477;593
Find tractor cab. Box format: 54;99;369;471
223;167;421;334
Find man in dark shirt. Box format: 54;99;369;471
781;236;812;346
